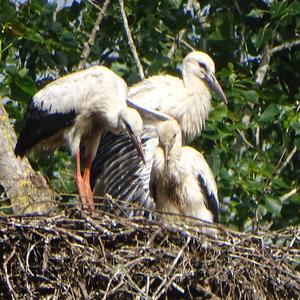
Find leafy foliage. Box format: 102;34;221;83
1;0;299;231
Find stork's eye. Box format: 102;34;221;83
199;62;207;70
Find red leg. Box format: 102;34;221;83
74;150;88;211
83;154;95;215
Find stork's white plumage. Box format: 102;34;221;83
150;120;219;224
15;66;149;214
91;51;226;217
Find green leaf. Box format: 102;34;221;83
15;69;37;96
241;90;259;103
264;196;282;216
246;9;265;19
209;104;228;121
259;104;281;123
0;1;16;24
253;25;272;50
0;86;10;97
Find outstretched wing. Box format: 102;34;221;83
91;127;158;218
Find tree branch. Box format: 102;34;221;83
271;39;300;55
255;39;300;86
280;186;299;203
118;0;144;79
255;44;271;87
0;100;55;214
167;29;186;59
275;145;297;176
78;0;111;70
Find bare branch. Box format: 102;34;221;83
155;28;195;52
280;186;300;203
255;39;300;86
255;44;271;86
167;29;186;59
118;0;144;79
271;39;300;55
78;0;111;70
0;208;299;298
237;129;255;148
233;0;243;16
3;248;17;299
275;146;297;176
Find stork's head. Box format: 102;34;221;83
157;120;182;168
182;51;227;103
119;107;146;164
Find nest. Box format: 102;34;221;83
0;198;299;299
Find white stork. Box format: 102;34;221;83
91;51;226;217
150;120;219;224
14;66;169;214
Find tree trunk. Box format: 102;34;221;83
0;100;55;215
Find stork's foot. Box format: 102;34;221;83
84;182;96;217
74;151;95;217
75;176;89;211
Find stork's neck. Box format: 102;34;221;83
164;146;182;181
179;71;212;144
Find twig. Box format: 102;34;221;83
167;29;186;58
280;186;300;203
3;248;18;300
78;0;110;70
271;39;300;55
255;147;287;208
102;269;120;300
237;129;254;148
233;0;243;16
118;0;144;79
82;213;113;237
153;236;191;299
26;243;37;276
255;44;271;86
275;145;297;176
155;27;195;51
78;280;90;299
122;267;150;299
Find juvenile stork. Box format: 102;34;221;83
91;51;226;217
150;120;219;224
14;66;165;214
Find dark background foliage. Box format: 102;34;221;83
1;0;299;231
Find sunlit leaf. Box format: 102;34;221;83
259;104;281;123
265;196;282;216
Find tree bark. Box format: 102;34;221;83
0;100;56;215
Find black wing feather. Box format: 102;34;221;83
197;174;219;222
15;101;76;157
91;130;156;218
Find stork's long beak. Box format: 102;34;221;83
205;73;227;104
127;98;173;121
164;144;171;170
129;133;146;165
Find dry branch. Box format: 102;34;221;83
0;198;299;299
255;39;300;86
118;0;144;79
78;0;111;70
